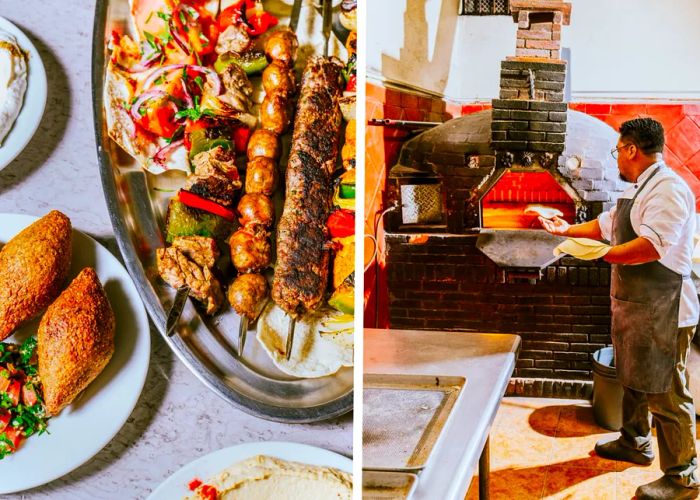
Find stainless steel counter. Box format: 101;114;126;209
364;329;521;500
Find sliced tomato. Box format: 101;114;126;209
0;409;9;433
21;383;38;407
0;369;9;394
138;101;180;138
3;379;20;407
2;427;23;451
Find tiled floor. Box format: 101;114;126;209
464;397;696;500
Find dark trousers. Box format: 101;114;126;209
620;326;699;486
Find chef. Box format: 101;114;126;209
541;118;700;500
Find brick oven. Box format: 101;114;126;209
383;0;631;381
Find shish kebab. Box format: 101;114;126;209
272;0;345;360
228;20;300;354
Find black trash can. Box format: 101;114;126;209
592;346;623;431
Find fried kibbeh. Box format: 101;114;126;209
38;267;115;416
0;210;72;341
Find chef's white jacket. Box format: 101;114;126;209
598;161;700;328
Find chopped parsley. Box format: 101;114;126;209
0;337;50;460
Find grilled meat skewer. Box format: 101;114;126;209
272;56;344;319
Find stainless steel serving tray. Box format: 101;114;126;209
91;0;353;423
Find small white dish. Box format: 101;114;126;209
148;441;353;499
0;213;151;494
0;17;48;171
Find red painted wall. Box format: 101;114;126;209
364;82;700;327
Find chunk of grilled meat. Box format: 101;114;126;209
245;156;278;196
221;62;254;97
237;193;275;228
170;236;220;269
247;129;281;160
272;57;344;318
186;146;242;207
227;273;268;320
262;61;296;97
218;63;253;113
229;226;272;273
0;210;72;341
264;27;298;68
216;24;251;55
38;267;115;416
260;91;291;135
157;247;224;314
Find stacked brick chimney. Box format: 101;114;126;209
491;0;572;166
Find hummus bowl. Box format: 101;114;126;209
147;441;353;500
92;0;353;423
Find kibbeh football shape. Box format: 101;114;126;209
0;210;72;341
38;267;116;416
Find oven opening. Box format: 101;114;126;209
481;170;576;229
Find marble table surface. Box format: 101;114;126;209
0;2;352;499
364;329;520;500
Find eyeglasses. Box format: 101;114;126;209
611;143;633;159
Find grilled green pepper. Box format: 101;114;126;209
165;199;234;243
188;128;234;159
214;51;268;75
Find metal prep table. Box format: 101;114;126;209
364;329;521;500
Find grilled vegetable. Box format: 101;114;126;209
214;51;268;75
328;274;354;315
165;199;234;243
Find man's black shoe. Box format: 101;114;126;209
593;437;654;465
636;476;699;500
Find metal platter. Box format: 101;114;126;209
91;0;353;422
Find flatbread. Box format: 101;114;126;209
524;205;564;219
554;238;611;260
256;302;353;378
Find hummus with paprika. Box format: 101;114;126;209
189;455;352;500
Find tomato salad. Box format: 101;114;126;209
107;0;280;174
0;337;49;459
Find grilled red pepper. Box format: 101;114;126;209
232;126;251;154
244;5;278;36
218;1;278;36
327;209;355;239
178;190;236;221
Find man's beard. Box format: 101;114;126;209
619;172;632;183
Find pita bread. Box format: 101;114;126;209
525;205;564;219
256;302;353;378
554;238;611;260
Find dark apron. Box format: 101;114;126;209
610;165;683;394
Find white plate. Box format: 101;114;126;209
0;17;47;171
148;441;353;499
0;213;150;494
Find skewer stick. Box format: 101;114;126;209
289;0;303;32
286;317;296;361
238;316;249;355
322;0;332;58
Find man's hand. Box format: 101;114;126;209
539;216;570;236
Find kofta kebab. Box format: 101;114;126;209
114;1;358;359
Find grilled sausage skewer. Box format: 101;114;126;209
231;28;299;355
272;56;344;359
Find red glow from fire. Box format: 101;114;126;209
482;171;576;229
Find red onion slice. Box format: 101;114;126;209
154;138;185;167
143;64;221;95
130;89;168;122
